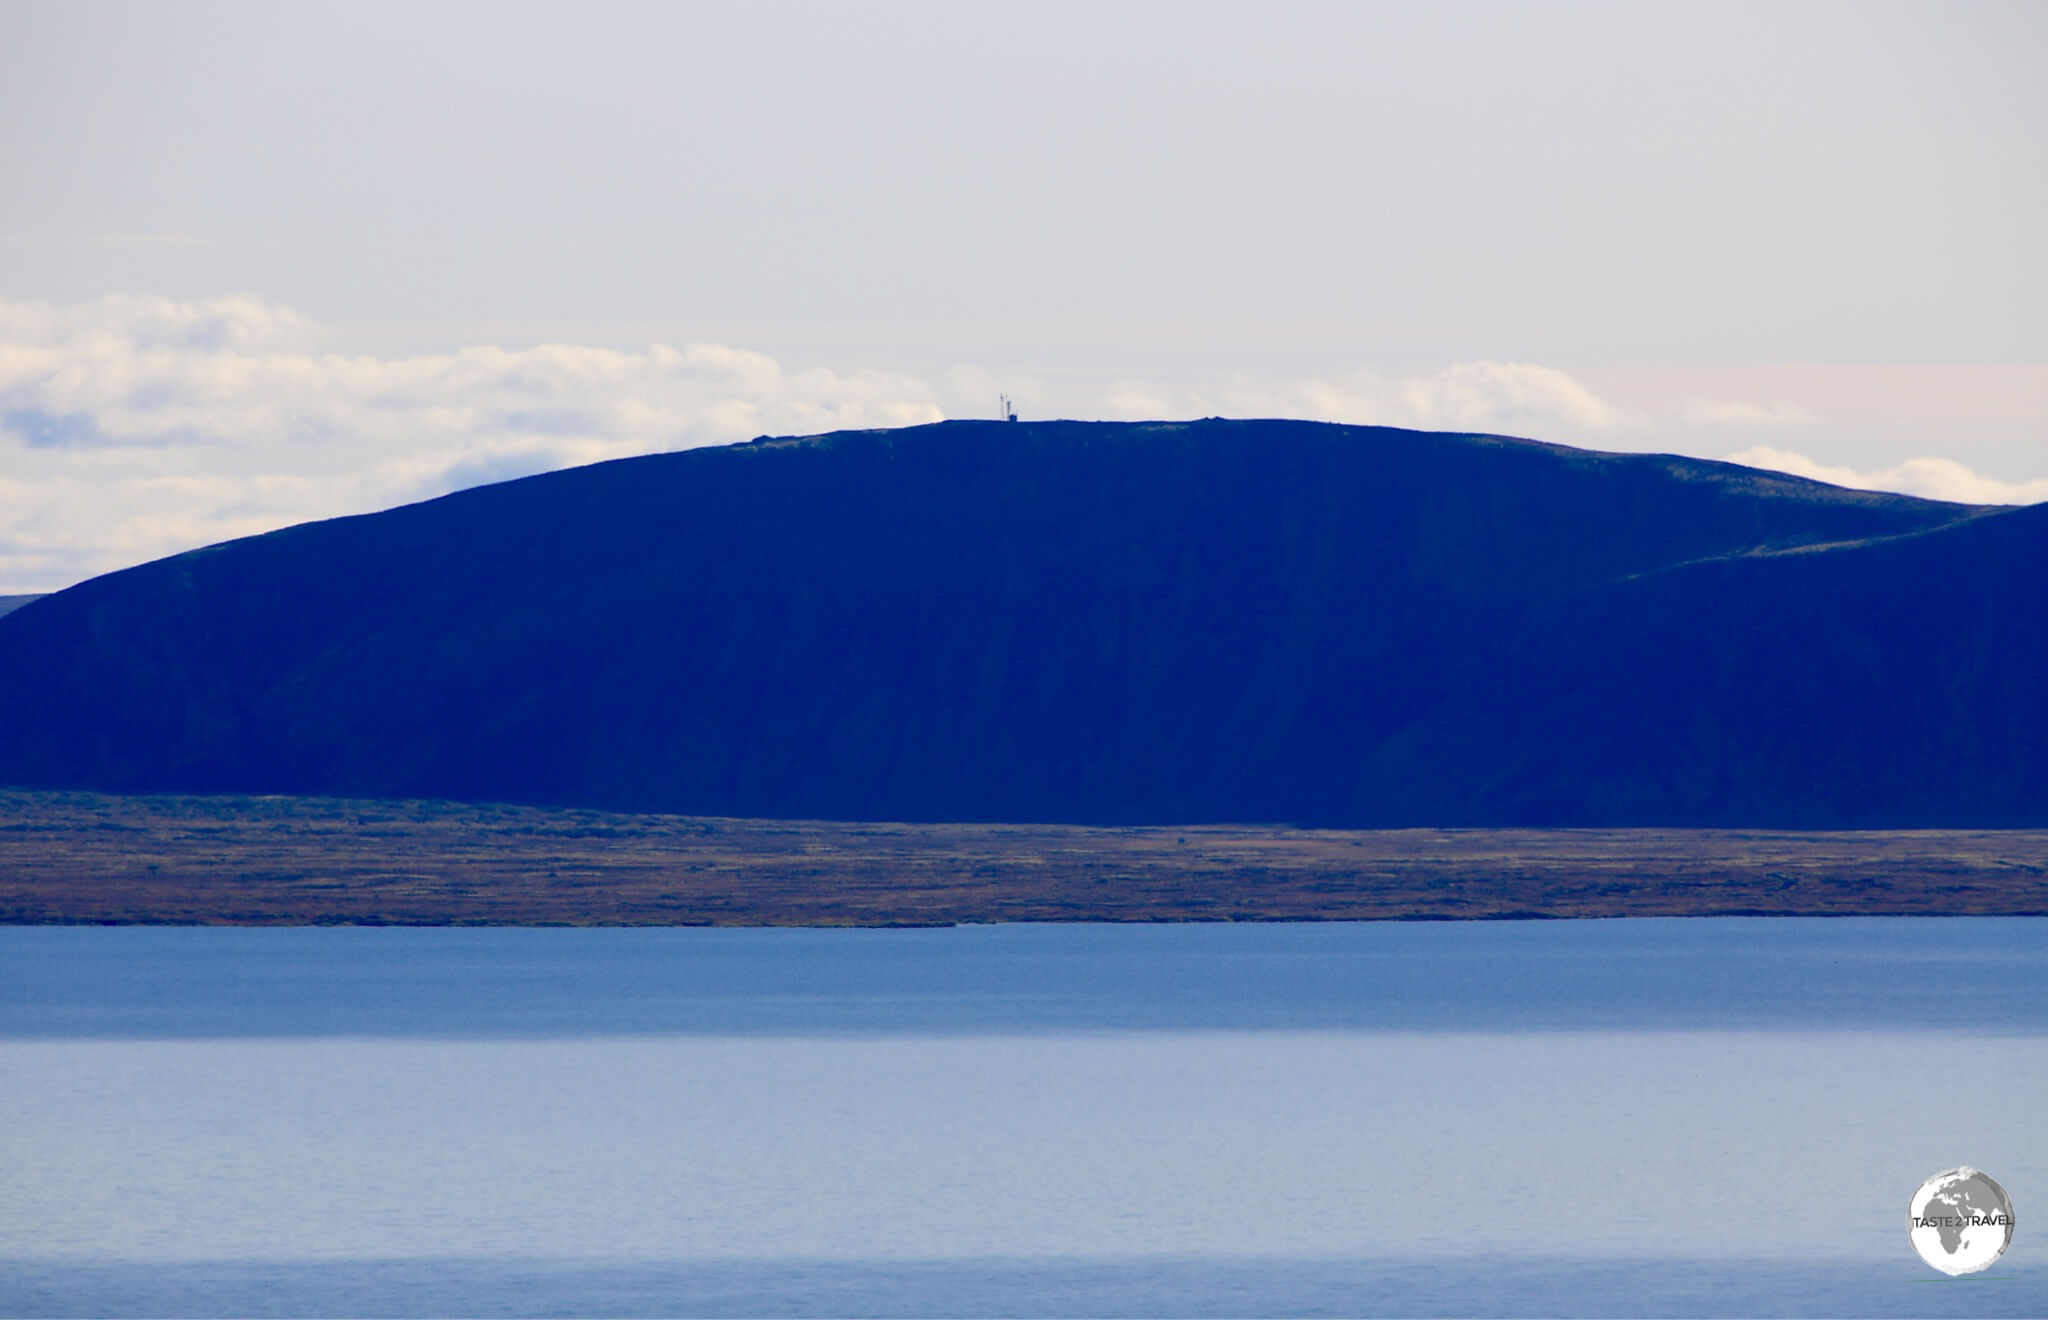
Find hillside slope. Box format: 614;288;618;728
0;419;2036;826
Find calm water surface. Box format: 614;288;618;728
1;919;2043;1317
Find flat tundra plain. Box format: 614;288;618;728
1;790;2044;925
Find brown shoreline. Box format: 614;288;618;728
1;788;2044;926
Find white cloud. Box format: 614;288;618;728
1094;361;1634;434
0;296;944;591
2;295;2040;594
1726;447;2048;506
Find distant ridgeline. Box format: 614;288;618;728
1;420;2041;827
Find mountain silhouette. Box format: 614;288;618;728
1;420;2040;826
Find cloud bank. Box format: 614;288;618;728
1093;361;1632;434
1723;447;2048;507
1;296;2039;592
0;296;944;591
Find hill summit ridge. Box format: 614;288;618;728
1;419;2040;826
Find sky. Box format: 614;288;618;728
1;0;2044;592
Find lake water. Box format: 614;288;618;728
2;919;2044;1317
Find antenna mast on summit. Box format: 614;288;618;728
999;394;1017;422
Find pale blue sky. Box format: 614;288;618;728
1;0;2044;590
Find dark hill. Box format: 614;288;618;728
0;419;2039;826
